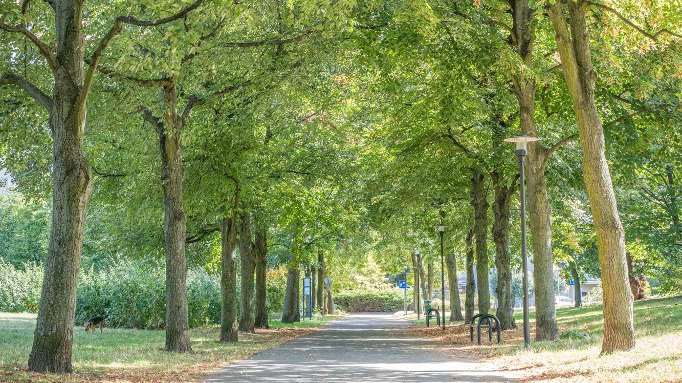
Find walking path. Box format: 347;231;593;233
206;313;516;382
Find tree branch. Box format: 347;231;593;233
443;126;474;158
0;21;57;72
180;78;253;124
93;63;171;87
81;20;123;105
0;72;53;110
138;105;162;134
546;134;577;158
117;0;204;27
588;2;682;41
221;29;318;48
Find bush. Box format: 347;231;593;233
76;260;222;329
0;259;43;312
335;288;409;312
266;267;288;315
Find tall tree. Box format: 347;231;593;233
0;0;202;370
547;0;635;352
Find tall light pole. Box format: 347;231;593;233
404;265;409;315
415;248;421;320
504;134;540;351
437;210;447;330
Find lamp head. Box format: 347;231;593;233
504;135;540;156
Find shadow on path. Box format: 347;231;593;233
206;313;515;382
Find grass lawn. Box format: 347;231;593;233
412;296;682;382
0;313;342;383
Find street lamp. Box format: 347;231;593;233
404;265;409;315
504;134;540;351
415;248;421;320
436;210;447;330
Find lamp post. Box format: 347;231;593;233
437;210;447;330
415;248;421;320
504;134;540;351
404;265;409;315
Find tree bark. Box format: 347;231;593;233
464;229;476;324
570;263;582;307
509;0;559;341
427;261;434;300
445;252;464;322
157;83;191;353
254;226;268;328
28;1;94;372
418;255;427;311
281;262;300;323
411;253;419;311
471;168;490;314
220;216;239;342
492;169;516;330
326;282;334;315
238;211;255;333
311;266;317;310
317;250;325;312
548;0;635;352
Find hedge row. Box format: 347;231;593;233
335;289;410;312
1;259;290;329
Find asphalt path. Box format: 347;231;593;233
206;313;516;383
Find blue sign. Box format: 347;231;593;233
398;280;407;289
569;279;575;286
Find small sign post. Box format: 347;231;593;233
303;277;312;320
570;279;575;286
398;280;409;314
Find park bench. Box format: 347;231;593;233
467;313;501;345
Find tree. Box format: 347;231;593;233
0;0;202;370
546;0;635;352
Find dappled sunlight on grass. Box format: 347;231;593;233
0;313;340;382
413;296;682;382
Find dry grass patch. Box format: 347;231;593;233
411;296;682;382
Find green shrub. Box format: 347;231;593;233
335;289;409;312
76;260;221;329
266;267;288;315
0;259;43;312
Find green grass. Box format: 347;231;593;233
0;312;340;382
502;295;682;352
489;296;682;382
411;296;682;382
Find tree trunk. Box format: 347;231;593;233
626;252;647;301
254;226;268;328
418;256;427;311
427;261;434;300
28;1;94;372
317;250;325;312
548;1;635;352
570;264;582;307
509;0;559;342
326;283;334;315
464;229;476;324
411;253;419;311
445;252;464;321
311;266;317;310
152;83;192;353
665;165;680;228
281;265;300;323
220;216;239;342
492;169;516;330
471;168;490;314
238;211;255;333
